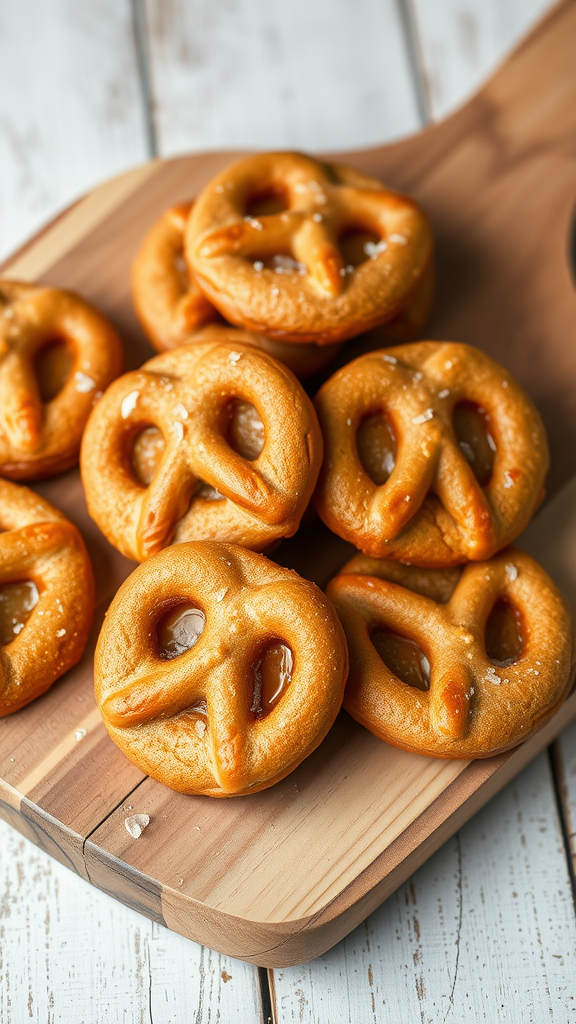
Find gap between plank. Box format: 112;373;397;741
130;0;158;157
547;744;576;911
258;967;273;1024
395;0;433;125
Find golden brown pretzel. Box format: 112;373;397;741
81;340;323;561
132;201;218;350
0;281;123;479
186;152;433;344
0;479;94;715
95;542;348;795
314;342;549;565
132;201;343;377
327;548;574;758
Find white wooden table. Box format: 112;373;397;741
2;2;576;1021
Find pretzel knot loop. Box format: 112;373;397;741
81;341;322;562
186;152;433;344
95;543;348;796
327;549;574;759
0;281;123;479
314;341;549;566
0;480;94;715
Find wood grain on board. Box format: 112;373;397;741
270;752;576;1024
1;0;576;975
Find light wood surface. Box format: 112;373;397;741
1;0;575;973
3;0;576;1017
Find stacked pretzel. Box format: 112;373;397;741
1;152;573;801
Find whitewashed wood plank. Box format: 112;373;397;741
271;752;576;1023
0;0;148;262
554;720;576;879
409;0;554;120
143;0;422;155
0;817;262;1024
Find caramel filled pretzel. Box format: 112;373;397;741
132;201;343;377
314;342;549;565
132;201;219;350
81;341;323;561
0;480;94;715
327;549;574;759
0;281;123;479
95;542;348;796
186;152;433;344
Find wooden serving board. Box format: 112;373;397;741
1;0;576;969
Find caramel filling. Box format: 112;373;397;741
372;630;430;691
227;400;265;460
339;228;381;267
357;413;396;485
485;599;523;666
453;402;495;486
0;580;39;646
251;642;294;716
132;427;166;486
157;603;206;660
35;341;74;401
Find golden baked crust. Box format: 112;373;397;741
95;541;348;795
132;201;218;350
81;340;323;561
0;280;123;479
186;152;433;344
314;341;549;565
327;548;575;758
0;479;95;715
132;202;343;377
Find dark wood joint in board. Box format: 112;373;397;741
84;839;165;925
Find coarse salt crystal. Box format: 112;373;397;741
74;372;95;393
125;813;150;839
503;471;514;488
271;287;280;296
75;728;86;741
312;212;322;222
215;587;227;602
506;563;518;582
485;666;502;685
389;233;408;245
383;354;397;364
56;628;66;637
174;404;188;419
228;351;242;364
438;389;450;398
364;239;388;258
253;260;264;271
411;409;433;425
195;720;206;738
121;390;139;419
445;360;454;369
170;421;184;442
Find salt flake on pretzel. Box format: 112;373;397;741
0;480;94;715
314;342;549;566
81;340;323;561
0;281;123;480
327;549;575;759
95;542;348;796
186;152;433;345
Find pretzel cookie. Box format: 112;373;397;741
0;281;123;480
132;201;218;351
132;202;343;377
186;152;432;344
0;479;94;715
327;549;574;758
314;342;549;565
81;340;323;561
95;542;348;795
